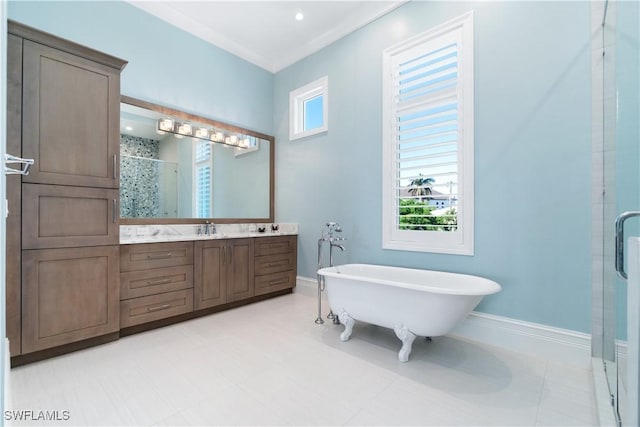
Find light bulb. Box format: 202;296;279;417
158;118;174;132
178;123;192;136
195;127;209;139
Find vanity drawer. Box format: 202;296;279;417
120;265;193;300
120;289;193;328
254;252;295;275
255;270;296;296
120;242;193;272
254;236;296;256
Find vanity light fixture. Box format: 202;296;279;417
177;123;192;136
155;118;251;150
158;118;174;134
195;127;209;139
211;131;225;143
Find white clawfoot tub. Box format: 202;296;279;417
317;264;501;362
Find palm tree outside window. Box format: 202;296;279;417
408;174;435;202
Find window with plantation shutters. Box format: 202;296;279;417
194;141;212;218
382;12;474;255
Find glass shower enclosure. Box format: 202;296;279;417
597;0;639;425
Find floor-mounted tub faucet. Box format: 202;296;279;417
316;222;346;324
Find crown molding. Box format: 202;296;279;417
271;1;406;72
127;1;406;73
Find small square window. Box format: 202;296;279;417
290;76;328;140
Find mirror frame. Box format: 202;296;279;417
120;95;275;225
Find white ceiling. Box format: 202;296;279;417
127;1;406;73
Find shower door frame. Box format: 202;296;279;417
592;0;640;425
591;0;620;424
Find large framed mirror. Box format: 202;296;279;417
119;96;274;224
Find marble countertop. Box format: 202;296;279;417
120;223;298;245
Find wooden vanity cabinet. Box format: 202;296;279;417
21;246;120;354
194;238;255;310
21;39;121;189
119;242;194;328
6;21;127;358
6;33;23;356
254;236;297;295
22;183;119;249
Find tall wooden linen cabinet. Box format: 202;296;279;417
6;22;127;356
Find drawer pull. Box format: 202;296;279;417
147;253;172;260
147;278;172;286
147;303;171;312
267;262;286;268
268;279;287;285
266;244;287;250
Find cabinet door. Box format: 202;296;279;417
194;240;227;310
22;246;120;354
21;40;120;188
227;238;255;302
6;33;23;356
22;183;119;249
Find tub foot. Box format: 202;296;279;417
339;311;354;341
394;324;417;362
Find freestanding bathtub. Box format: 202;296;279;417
317;264;501;362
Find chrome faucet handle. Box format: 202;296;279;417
203;221;215;236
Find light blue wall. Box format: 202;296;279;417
274;1;593;333
9;0;598;333
8;1;274;135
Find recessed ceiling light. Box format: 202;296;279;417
295;12;304;21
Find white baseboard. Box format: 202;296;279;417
297;275;594;367
295;276;319;297
451;311;592;368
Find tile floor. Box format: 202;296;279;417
8;291;599;426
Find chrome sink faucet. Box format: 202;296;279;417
197;221;216;236
205;221;216;235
